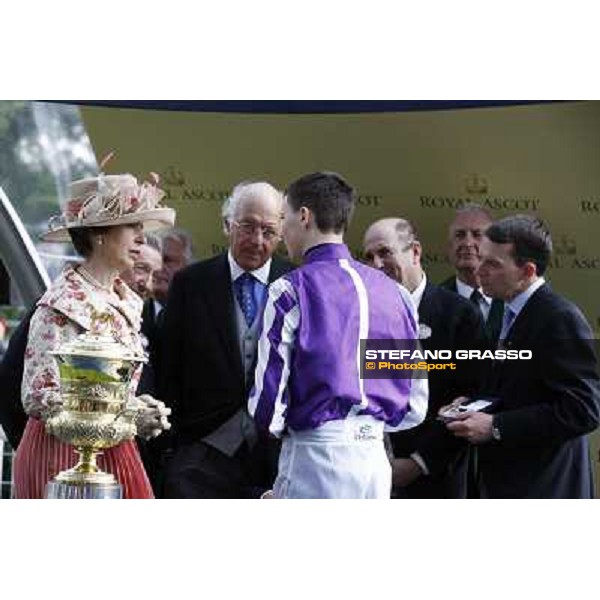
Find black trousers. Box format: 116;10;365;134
392;448;471;499
164;437;279;499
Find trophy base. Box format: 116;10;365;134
46;480;123;499
46;465;123;499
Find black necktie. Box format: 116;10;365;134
470;289;483;305
470;289;502;343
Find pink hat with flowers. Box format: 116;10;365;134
42;154;176;243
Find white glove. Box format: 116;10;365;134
134;394;172;440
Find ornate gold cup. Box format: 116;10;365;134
45;313;146;499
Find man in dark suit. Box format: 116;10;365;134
143;229;195;390
121;234;174;494
363;217;487;497
440;215;600;498
440;204;503;343
120;235;165;368
0;307;35;450
159;181;293;498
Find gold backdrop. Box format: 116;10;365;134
81;100;600;490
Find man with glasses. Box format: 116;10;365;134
363;217;487;498
159;181;293;498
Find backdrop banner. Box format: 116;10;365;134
81;100;600;491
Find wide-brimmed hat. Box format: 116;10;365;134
42;172;176;243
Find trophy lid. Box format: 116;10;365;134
49;308;147;363
51;330;147;363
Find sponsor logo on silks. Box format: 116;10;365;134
354;424;377;442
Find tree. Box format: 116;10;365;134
0;101;97;233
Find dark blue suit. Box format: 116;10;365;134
425;283;600;498
390;281;487;498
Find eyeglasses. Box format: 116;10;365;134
232;220;281;241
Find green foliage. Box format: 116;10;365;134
0;101;97;231
0;101;27;136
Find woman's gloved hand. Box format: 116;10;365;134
134;394;172;440
41;394;65;421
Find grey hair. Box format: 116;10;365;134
144;232;163;254
160;228;195;262
393;218;419;246
453;202;493;221
221;195;233;234
227;180;283;221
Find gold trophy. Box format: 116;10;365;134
45;310;146;499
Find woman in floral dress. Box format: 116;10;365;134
13;170;176;499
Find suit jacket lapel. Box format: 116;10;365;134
439;275;457;293
417;282;437;350
201;254;292;390
486;299;504;343
203;254;244;381
268;255;293;283
501;283;547;348
417;281;435;322
489;284;547;390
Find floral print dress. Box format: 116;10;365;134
13;265;154;499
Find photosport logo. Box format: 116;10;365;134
360;339;532;379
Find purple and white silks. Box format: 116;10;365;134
248;243;428;438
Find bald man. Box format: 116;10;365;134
364;217;487;498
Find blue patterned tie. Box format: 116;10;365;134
235;272;258;327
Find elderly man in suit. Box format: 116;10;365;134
363;217;487;497
154;229;195;300
120;234;170;494
119;234;164;355
121;234;163;301
440;214;600;498
0;308;34;450
159;181;292;498
441;204;504;343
